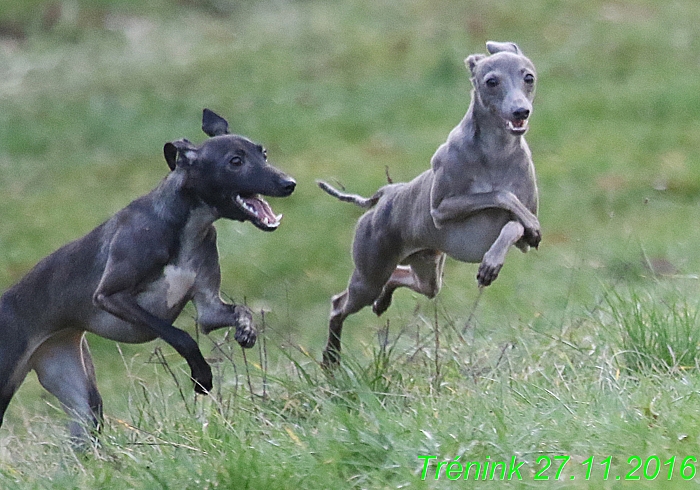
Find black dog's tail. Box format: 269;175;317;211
317;180;380;209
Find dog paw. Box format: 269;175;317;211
524;227;541;249
477;261;502;287
192;365;213;394
234;306;257;348
321;348;341;370
515;239;530;253
372;294;392;317
522;215;541;249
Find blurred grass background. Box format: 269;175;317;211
2;0;700;487
3;0;700;349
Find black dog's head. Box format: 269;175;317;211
163;109;296;231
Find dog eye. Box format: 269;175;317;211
524;73;535;84
230;156;243;166
485;77;499;88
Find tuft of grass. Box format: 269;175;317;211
601;285;700;374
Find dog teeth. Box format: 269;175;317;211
261;214;282;228
507;120;528;133
236;195;259;217
235;195;282;229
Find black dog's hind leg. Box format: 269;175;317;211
32;331;103;441
0;316;30;430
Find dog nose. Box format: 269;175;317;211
281;177;296;194
512;108;530;121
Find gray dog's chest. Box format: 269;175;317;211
423;144;538;262
467;153;537;212
87;264;195;346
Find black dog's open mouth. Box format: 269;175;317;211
235;195;282;231
506;118;529;135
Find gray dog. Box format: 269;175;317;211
319;41;540;366
0;109;296;440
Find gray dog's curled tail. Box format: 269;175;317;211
317;180;379;209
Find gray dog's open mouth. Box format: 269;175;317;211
506;118;529;135
235;195;282;231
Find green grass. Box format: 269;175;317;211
602;285;700;374
3;0;700;487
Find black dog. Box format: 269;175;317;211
0;109;295;440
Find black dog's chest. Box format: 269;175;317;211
134;214;214;316
134;260;198;320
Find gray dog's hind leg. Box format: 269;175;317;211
32;332;103;441
372;250;446;316
322;290;351;367
322;268;394;367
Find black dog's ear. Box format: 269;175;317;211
465;54;486;75
164;138;196;170
202;108;230;137
485;41;522;55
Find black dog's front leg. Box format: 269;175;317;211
197;302;256;348
191;230;257;348
94;290;212;393
94;228;213;393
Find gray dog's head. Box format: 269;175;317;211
465;41;536;136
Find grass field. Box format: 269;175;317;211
2;0;700;487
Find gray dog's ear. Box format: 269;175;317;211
164;138;196;171
465;54;486;75
202;108;230;137
485;41;522;55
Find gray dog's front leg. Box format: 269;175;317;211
477;220;525;286
431;190;540;248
